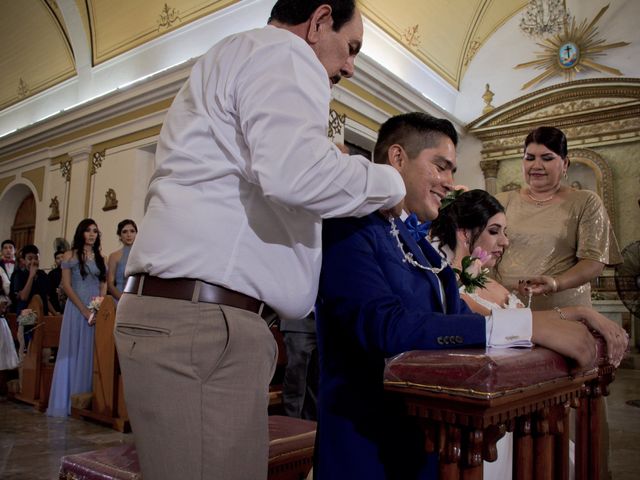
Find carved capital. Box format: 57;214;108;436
480;160;500;178
90;150;104;176
328;109;346;141
60;160;72;182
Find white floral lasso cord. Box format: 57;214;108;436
388;216;446;274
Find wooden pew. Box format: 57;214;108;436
12;295;62;410
383;343;614;479
71;295;130;432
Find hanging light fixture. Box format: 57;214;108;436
519;0;571;38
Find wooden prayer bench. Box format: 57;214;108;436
58;415;316;480
71;295;130;432
383;342;614;480
11;295;62;411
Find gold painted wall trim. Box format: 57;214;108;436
0;98;172;165
0;175;17;199
340;79;402;117
21;166;46;201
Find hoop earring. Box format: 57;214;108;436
563;170;568;180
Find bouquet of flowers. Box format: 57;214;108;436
453;247;491;293
17;309;38;359
87;296;104;326
17;308;37;327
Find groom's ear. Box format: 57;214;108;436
387;144;405;171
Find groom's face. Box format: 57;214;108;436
394;135;456;222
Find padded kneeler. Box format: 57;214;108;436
59;416;316;480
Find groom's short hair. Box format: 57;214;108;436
373;112;458;164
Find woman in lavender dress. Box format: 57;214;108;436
47;219;106;416
107;219;137;301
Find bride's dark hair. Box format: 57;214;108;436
430;189;505;258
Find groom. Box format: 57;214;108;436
314;112;597;479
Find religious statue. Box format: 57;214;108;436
103;188;118;211
48;196;60;221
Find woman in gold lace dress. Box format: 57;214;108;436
495;126;621;310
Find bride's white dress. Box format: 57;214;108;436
460;285;523;480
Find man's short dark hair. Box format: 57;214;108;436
1;239;15;249
373;113;458;164
20;244;39;258
54;249;66;257
269;0;356;31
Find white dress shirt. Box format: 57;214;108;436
126;25;405;320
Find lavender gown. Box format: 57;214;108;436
47;257;100;416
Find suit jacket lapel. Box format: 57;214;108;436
417;238;460;313
393;219;445;310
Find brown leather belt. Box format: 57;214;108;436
123;274;274;320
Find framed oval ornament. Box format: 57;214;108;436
514;5;629;90
558;41;579;69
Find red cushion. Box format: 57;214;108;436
59;416;316;480
384;347;596;398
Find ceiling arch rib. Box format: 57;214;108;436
87;0;238;66
0;0;77;111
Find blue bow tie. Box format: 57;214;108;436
404;213;431;241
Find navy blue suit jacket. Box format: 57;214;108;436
315;213;486;480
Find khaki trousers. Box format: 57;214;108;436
114;293;277;480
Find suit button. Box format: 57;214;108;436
437;336;444;345
455;336;463;344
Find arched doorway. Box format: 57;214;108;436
11;193;36;249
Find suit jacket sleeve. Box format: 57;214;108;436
318;216;486;358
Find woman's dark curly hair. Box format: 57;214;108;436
430;189;505;259
71;218;106;282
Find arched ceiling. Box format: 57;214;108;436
1;0;526;111
0;0;75;110
0;0;636;131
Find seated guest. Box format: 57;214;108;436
10;244;58;316
48;249;67;314
315;113;628;480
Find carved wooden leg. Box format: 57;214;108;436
533;408;553;480
589;396;602;480
514;415;533;480
483;423;507;463
461;429;483;480
551;403;570;480
439;424;461;480
575;391;590;480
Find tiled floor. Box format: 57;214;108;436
1;369;639;479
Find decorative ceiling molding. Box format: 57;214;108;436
87;0;238;65
468;78;640;161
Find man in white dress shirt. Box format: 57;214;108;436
114;1;405;479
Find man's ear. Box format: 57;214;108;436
387;144;405;171
306;4;333;44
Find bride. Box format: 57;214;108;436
429;188;628;480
